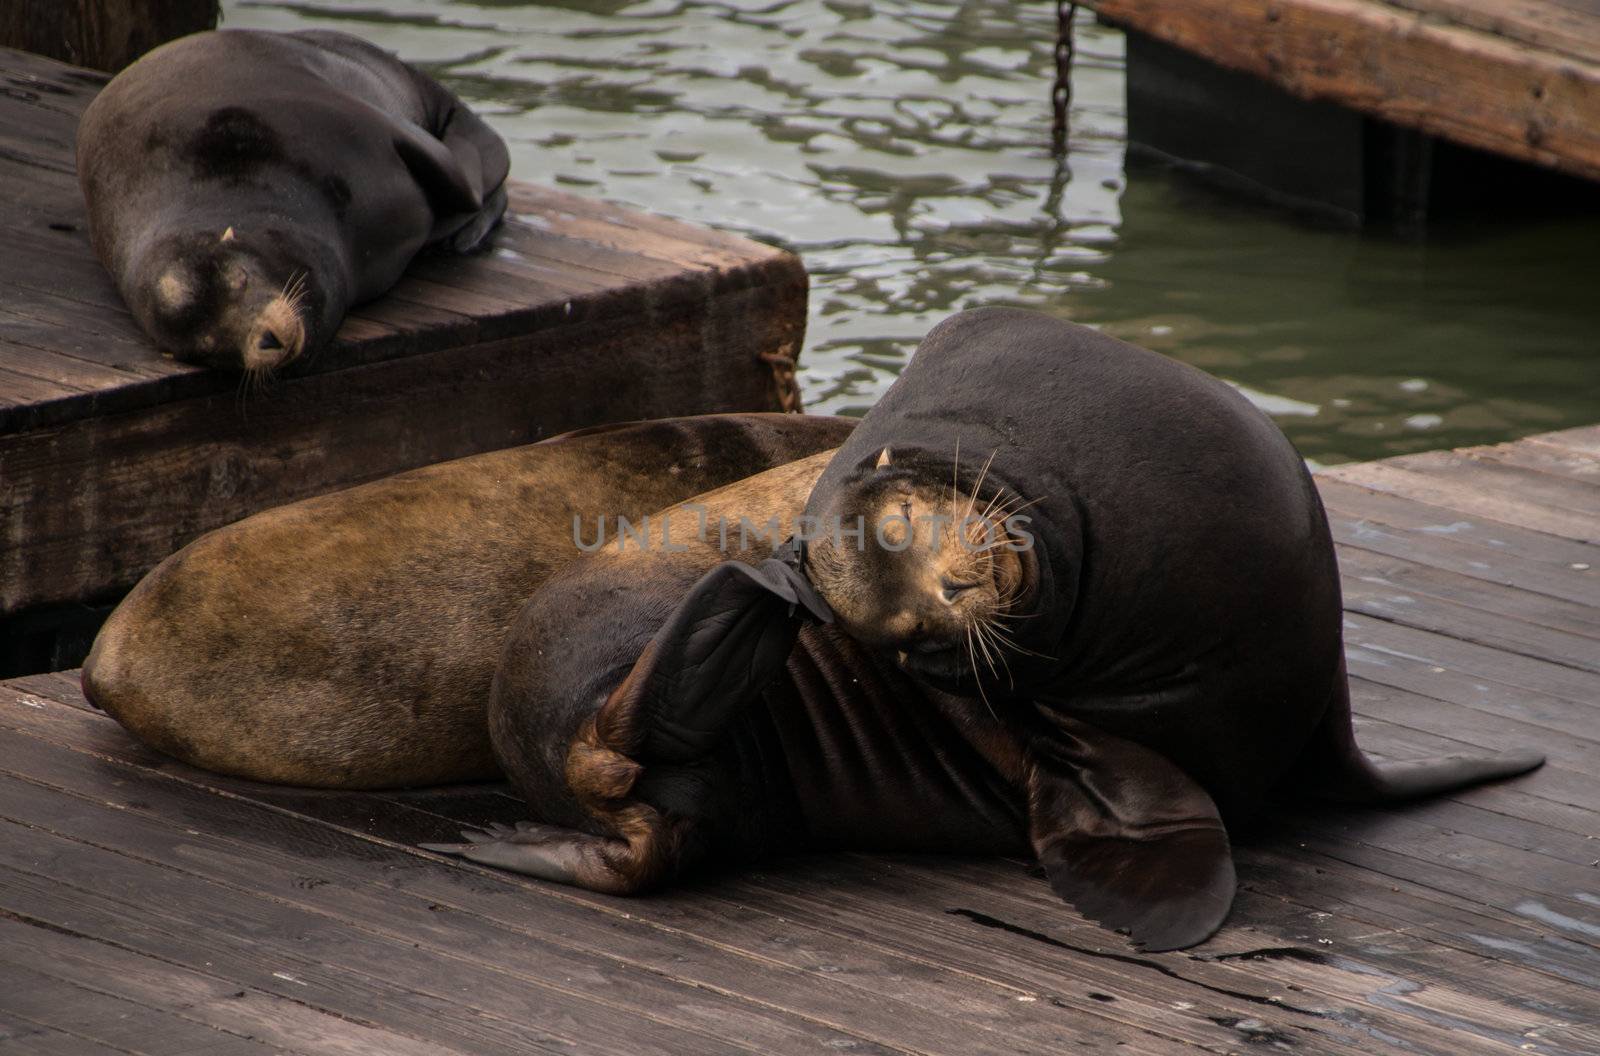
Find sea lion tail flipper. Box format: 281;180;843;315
1027;717;1235;952
1300;677;1545;804
598;559;830;765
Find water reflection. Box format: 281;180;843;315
228;0;1598;463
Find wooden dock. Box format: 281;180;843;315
0;45;806;674
1088;0;1600;183
3;424;1598;1055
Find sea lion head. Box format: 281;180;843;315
803;444;1040;696
130;223;332;372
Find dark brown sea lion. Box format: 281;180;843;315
424;309;1543;953
77;28;510;371
796;306;1544;948
81;413;854;789
424;453;1032;897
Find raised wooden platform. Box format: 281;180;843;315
1087;0;1600;185
0;44;805;672
3;425;1598;1055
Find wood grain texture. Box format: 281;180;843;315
1086;0;1600;182
0;45;808;616
2;424;1599;1054
0;0;218;74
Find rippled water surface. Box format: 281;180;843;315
226;0;1598;464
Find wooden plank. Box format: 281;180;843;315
1338;544;1600;641
3;960;282;1056
1467;437;1600;485
1322;488;1600;609
1085;0;1600;182
1382;0;1600;64
0;1015;136;1056
841;852;1600;1053
0;916;465;1056
1320;461;1600;543
1379;449;1600;517
0;0;217;74
1527;424;1600;459
1344;611;1597;710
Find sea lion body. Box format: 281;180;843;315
77;29;510;370
81;413;854;788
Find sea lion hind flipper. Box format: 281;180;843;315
1027;719;1235;952
597;559;824;764
390;119;488;225
1299;677;1545;803
421;821;633;892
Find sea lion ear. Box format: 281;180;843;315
596;560;814;765
1026;715;1236;952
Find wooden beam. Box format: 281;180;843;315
1087;0;1600;183
0;0;219;73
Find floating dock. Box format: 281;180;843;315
1091;0;1600;224
3;424;1597;1055
0;45;806;674
1090;0;1600;181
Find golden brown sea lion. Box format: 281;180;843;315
81;413;853;788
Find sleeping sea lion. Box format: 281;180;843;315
77;28;510;371
424;309;1543;952
797;306;1544;946
80;413;854;788
424;452;1032;896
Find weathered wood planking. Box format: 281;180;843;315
0;0;219;73
0;44;807;621
1085;0;1600;183
1;424;1598;1054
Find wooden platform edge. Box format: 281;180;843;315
1086;0;1600;183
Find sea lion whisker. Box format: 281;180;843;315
963;626;1001;722
973;618;1016;689
962;449;998;526
984;619;1053;660
949;437;962;511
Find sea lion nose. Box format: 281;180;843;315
259;331;283;351
940;577;980;604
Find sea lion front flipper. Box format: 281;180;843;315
1026;716;1235;952
599;558;831;765
424;559;827;893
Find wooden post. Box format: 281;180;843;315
0;0;219;73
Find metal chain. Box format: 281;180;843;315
1051;0;1078;155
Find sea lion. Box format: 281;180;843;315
424;309;1543;952
77;28;510;371
424;452;1032;898
796;306;1544;946
81;413;854;789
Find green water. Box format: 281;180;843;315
224;0;1599;465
